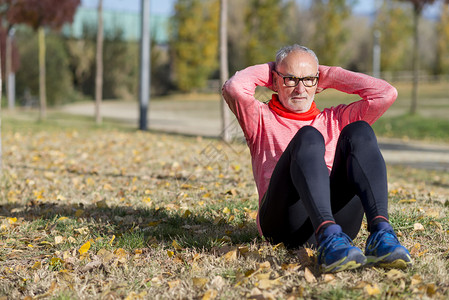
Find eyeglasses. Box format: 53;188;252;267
274;69;319;88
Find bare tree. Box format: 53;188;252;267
5;0;80;120
399;0;449;114
95;0;104;124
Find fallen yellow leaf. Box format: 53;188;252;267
247;211;258;220
50;257;63;267
96;199;108;208
386;269;406;281
202;289;218;300
238;246;249;254
182;209;192;218
168;280;180;289
304;247;314;257
411;274;422;286
148;221;160;227
365;283;381;296
223;249;238;261
78;241;91;255
172;240;183;251
192;277;209;288
31;261;41;270
398;199;416;204
125;291;147;300
281;263;300;272
425;283;437;296
115;248;127;258
272;243;285;251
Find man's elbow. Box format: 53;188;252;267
387;85;398;104
222;78;237;101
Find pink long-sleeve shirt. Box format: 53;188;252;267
222;63;397;235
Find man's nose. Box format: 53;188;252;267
294;82;306;93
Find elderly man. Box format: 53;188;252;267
222;44;411;273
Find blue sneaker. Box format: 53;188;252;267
365;222;412;269
317;224;366;273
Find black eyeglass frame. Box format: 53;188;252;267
274;69;319;88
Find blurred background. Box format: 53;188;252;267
0;0;448;131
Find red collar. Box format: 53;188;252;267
268;94;320;120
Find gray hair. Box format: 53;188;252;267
275;44;319;68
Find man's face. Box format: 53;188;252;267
273;51;318;113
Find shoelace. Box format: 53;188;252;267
318;232;353;258
370;229;399;247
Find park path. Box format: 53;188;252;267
60;100;449;172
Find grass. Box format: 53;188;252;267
1;101;449;299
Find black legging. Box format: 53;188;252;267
259;121;389;248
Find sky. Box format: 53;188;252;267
80;0;440;18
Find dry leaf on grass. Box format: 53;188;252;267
385;269;406;281
192;277;209;289
202;289;218;300
304;267;317;283
364;283;381;296
414;223;425;231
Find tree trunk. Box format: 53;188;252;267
95;0;104;124
38;27;47;120
6;28;13;110
220;0;230;142
410;5;420;115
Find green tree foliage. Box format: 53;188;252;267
171;0;219;92
151;41;172;95
66;36;95;92
67;25;139;100
245;0;287;65
375;2;412;72
102;32;138;100
435;3;449;75
311;0;352;66
15;29;73;106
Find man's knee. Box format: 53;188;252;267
341;121;376;145
292;126;325;148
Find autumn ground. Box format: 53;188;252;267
1;109;449;300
